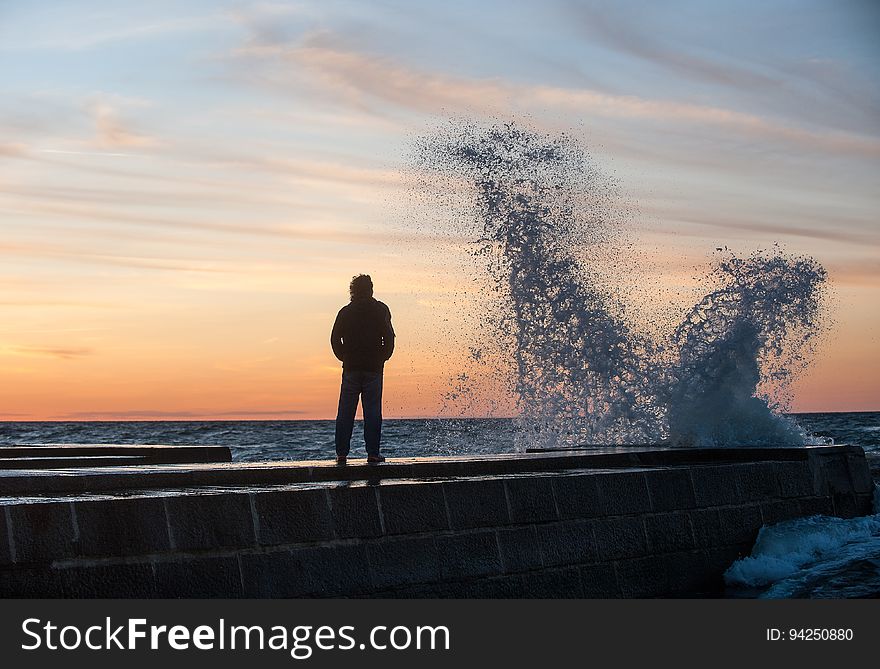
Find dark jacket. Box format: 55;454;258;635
330;297;395;372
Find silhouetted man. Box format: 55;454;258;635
331;274;395;464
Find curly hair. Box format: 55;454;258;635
349;274;373;301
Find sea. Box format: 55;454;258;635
1;411;878;599
0;412;878;461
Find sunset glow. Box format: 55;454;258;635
2;1;878;419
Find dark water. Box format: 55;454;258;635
0;417;521;462
794;412;880;454
1;412;877;461
0;412;880;461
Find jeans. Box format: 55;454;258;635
334;369;384;457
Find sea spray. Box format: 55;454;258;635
415;122;663;448
412;121;828;448
663;249;827;446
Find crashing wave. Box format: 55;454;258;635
414;122;827;449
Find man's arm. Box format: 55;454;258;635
382;305;395;361
330;310;345;362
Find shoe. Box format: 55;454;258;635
336;456;347;465
366;455;385;464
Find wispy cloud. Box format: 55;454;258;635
92;102;159;149
38;149;137;158
644;203;880;247
233;35;880;158
530;87;880;157
566;1;779;90
235;35;510;115
1;197;423;249
564;1;880;134
0;142;27;157
670;215;880;248
826;257;880;286
0;13;230;51
54;408;308;419
5;345;93;359
0;300;113;309
0;238;231;273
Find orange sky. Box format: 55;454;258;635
1;2;878;420
2;242;877;420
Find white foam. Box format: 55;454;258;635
724;514;880;588
724;485;880;595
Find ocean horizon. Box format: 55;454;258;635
2;411;878;461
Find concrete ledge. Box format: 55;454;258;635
0;445;231;469
0;444;874;598
0;444;864;496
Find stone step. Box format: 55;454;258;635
0;444;231;469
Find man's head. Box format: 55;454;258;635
349;274;373;301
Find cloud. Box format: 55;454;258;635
233;35;880;159
54;408;308;419
568;1;778;88
3;199;407;250
564;1;880;135
92;103;159;149
15;134;414;206
826;257;880;286
229;33;510;116
6;345;93;359
183;144;416;189
0;142;27;158
1;13;230;51
529;87;880;157
0;300;112;309
0;238;232;273
649;208;880;248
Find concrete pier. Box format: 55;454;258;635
0;444;873;598
0;444;231;469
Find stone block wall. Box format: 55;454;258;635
0;446;873;598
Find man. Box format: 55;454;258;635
330;274;395;465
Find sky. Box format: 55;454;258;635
1;0;878;420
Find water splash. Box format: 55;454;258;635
414;121;828;448
663;249;827;446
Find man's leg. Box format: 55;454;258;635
361;371;384;458
334;370;360;458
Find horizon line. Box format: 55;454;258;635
1;409;878;423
